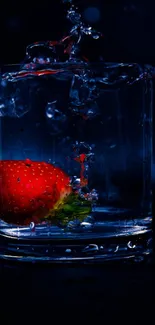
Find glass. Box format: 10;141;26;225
0;62;153;263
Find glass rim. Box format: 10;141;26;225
0;62;146;74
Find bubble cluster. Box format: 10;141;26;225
69;73;100;120
67;7;81;24
71;141;98;205
73;141;90;153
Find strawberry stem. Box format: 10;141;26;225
42;192;91;226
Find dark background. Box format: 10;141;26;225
0;0;154;322
1;0;155;65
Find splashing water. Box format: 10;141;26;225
0;0;152;266
0;0;152;247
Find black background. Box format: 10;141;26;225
0;0;154;322
1;0;155;65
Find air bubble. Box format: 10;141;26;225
46;102;67;135
46;101;56;119
71;176;81;190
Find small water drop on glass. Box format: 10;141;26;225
127;241;136;249
46;101;56;119
30;222;35;231
65;248;72;253
80;221;92;229
92;33;100;39
71;176;81;190
82;244;99;253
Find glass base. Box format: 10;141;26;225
0;214;152;264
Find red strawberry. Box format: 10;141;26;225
0;159;72;226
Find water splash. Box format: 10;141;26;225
62;0;103;61
69;71;100;119
0;0;152;90
0;91;29;118
19;0;103;67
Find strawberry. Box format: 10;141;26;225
0;159;72;226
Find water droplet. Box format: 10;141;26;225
114;245;119;253
80;221;92;229
71;176;81;190
82;26;92;35
30;222;35;231
67;220;80;229
46;102;67;135
92;32;100;39
65;248;72;253
82;244;99;253
46;101;56;119
127;241;136;249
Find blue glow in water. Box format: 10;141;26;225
84;7;101;23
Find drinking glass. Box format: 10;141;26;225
0;62;152;263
